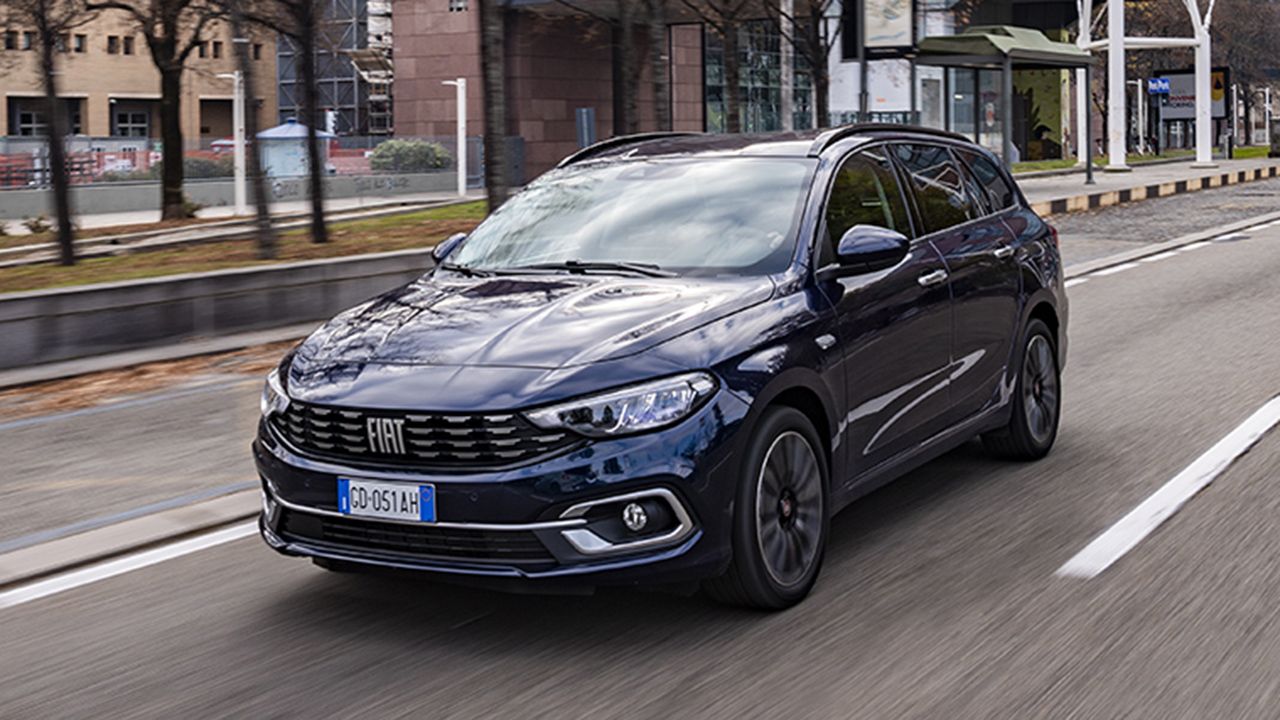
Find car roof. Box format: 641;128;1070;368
559;124;978;167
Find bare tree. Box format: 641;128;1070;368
551;1;645;134
760;0;839;128
643;0;671;131
0;0;94;265
682;0;751;133
479;0;508;210
85;0;222;220
247;0;328;243
219;0;276;256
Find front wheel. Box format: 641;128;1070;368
705;406;828;610
983;318;1060;460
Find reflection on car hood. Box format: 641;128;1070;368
293;273;775;370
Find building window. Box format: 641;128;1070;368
212;40;222;58
114;110;150;137
73;34;86;53
704;20;813;132
448;0;468;10
4;31;17;51
107;35;119;53
123;36;134;54
197;41;207;58
16;110;47;136
56;33;69;52
22;31;35;50
252;43;262;60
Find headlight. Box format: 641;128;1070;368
525;372;717;437
260;368;290;417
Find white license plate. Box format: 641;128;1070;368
337;478;436;523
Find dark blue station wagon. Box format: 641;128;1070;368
256;125;1067;609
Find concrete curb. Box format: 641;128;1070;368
0;490;259;590
1030;163;1280;217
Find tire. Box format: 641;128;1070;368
982;318;1061;460
705;406;829;610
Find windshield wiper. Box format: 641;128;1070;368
511;260;676;278
439;261;493;278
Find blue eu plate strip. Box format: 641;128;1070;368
337;478;350;514
419;485;436;523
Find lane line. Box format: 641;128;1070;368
1064;278;1088;288
1139;250;1181;263
1180;240;1213;251
1213;232;1249;242
1058;396;1280;579
1091;262;1140;277
0;521;258;610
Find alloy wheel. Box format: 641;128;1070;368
754;431;824;588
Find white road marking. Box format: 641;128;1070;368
1180;240;1213;251
1214;232;1248;241
1065;278;1088;288
1058;396;1280;579
0;521;257;610
1140;250;1181;263
1092;262;1140;277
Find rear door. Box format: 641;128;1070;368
890;143;1020;423
818;147;953;482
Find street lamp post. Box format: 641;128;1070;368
217;70;247;215
442;78;467;198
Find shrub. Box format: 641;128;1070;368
369;139;452;173
23;215;51;234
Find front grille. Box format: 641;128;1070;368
279;509;555;566
271;399;579;469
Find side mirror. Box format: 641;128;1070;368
432;232;467;263
823;225;909;278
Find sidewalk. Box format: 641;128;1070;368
1017;156;1280;215
1;187;479;235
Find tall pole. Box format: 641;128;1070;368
1192;22;1214;165
1105;0;1128;170
444;78;467;198
1001;56;1014;167
220;71;248;216
780;0;794;131
856;0;869;121
1076;0;1092;165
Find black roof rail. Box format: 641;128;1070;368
557;132;702;168
807;123;971;157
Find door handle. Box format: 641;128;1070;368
993;245;1016;259
917;269;948;288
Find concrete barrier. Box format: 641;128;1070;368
0;171;458;220
0;250;434;370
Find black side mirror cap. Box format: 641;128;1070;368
818;225;910;280
432;232;467;263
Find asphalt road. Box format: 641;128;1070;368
3;214;1280;717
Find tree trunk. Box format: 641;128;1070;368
158;64;186;220
618;1;639;134
721;22;741;133
646;0;670;131
479;0;508;211
39;29;75;266
814;67;830;129
230;6;276;258
297;4;328;244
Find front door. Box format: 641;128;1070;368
818;147;954;484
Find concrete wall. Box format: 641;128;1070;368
0;250;434;370
0;171;458;220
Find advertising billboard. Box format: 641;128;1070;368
1156;67;1228;120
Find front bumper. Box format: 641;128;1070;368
255;390;750;588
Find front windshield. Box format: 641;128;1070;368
449;157;815;276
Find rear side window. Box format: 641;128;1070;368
957;149;1016;211
891;143;976;235
824;148;911;250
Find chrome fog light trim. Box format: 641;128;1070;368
558;488;694;556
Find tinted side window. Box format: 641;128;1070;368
891;143;975;234
958;149;1016;211
823;149;911;256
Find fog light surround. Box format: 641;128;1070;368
558;488;694;556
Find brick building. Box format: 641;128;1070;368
1;11;277;149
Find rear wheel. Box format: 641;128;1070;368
983;319;1060;460
705;406;828;610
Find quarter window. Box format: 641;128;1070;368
891;143;976;235
957;149;1016;211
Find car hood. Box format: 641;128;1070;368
293;272;775;370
